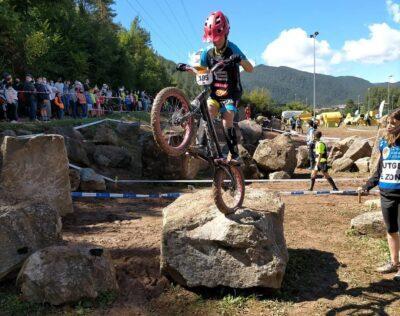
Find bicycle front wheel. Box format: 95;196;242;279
212;165;245;214
151;87;194;157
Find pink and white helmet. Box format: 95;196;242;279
203;11;230;43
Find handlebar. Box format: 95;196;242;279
176;57;238;74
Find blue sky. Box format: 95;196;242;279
113;0;400;83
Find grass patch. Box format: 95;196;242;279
219;294;250;314
0;289;118;316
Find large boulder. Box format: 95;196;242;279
269;171;290;180
296;145;309;168
328;136;360;163
64;136;90;166
48;126;84;142
343;139;372;161
370;129;385;176
0;130;17;145
161;188;288;289
93;125;119;146
93;145;132;168
80;168;106;191
17;244;118;305
253;134;296;175
0;200;62;280
332;157;354;172
238;144;262;179
140;132;187;179
238;120;262;145
350;211;385;237
115;122;141;138
0;135;73;216
355;157;370;173
181;155;204;180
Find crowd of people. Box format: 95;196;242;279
0;72;153;123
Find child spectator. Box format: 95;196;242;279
54;91;64;119
76;87;87;118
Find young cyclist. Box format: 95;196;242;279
358;109;400;280
189;11;253;162
309;130;338;191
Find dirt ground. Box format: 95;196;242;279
58;171;400;315
2;125;397;315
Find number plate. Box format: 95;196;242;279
196;71;213;86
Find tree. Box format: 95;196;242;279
241;88;274;114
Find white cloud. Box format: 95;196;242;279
261;28;333;74
387;0;400;23
341;23;400;64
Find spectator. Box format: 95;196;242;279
85;90;92;118
63;80;70;116
54;91;64;119
43;77;53;119
54;77;64;94
76;87;87;118
70;83;78;118
125;90;133;111
296;117;303;134
4;77;19;123
23;74;37;121
35;77;50;121
245;104;251;120
83;79;90;92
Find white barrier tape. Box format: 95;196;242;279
71;189;379;200
112;178;364;184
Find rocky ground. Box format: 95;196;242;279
2;172;399;315
0;123;389;315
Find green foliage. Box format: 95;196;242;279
0;0;172;93
241;88;275;115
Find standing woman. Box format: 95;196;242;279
359;108;400;280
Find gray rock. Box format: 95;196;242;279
0;201;62;280
48;126;84;142
69;169;81;191
93;145;131;168
161;189;288;289
238;120;262;145
355;157;370;173
238;144;262;179
332;157;354;172
0;135;73;216
80;168;106;191
116;122;140;137
253;134;296;175
17;244;118;305
350;211;385;237
344;139;372;161
0;130;17;145
93;125;119;145
269;171;290;180
64;136;90;166
328;136;360;163
296;145;309;168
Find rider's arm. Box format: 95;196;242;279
229;42;253;72
240;60;253;73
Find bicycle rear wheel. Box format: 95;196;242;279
151;87;194;157
212;164;245;214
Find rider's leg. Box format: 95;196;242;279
196;99;219;146
221;105;239;159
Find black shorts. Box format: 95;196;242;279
316;162;328;172
380;195;400;233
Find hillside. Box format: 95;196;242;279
240;65;376;106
